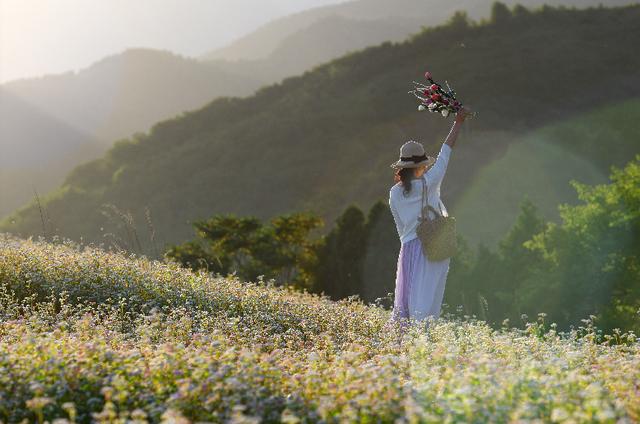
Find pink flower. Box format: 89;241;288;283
424;71;433;80
430;84;439;92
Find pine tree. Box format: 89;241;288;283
491;2;512;24
314;205;368;300
497;197;545;323
361;201;400;305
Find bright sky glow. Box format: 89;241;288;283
0;0;346;83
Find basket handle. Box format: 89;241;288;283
420;177;444;220
420;177;427;221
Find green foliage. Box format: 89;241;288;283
446;10;471;29
444;198;546;326
165;155;640;335
454;98;640;247
512;4;531;18
314;205;368;300
525;155;640;333
490;2;512;23
444;157;640;334
361;200;401;305
496;197;546;295
165;212;323;289
164;202;398;302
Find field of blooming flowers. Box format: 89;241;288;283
0;234;639;423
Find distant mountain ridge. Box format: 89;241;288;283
201;0;440;61
3;4;639;253
201;0;637;63
2;48;259;144
207;15;428;84
0;49;260;217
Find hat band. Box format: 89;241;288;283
400;154;427;163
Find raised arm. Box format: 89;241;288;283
444;106;470;149
427;107;470;186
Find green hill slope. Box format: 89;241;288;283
0;235;638;421
453;98;640;246
3;5;640;252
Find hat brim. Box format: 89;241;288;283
390;156;435;169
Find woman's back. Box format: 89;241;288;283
389;143;452;244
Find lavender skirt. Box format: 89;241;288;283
390;237;451;327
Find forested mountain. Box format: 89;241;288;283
3;4;640;253
0;49;259;216
3;1;635;219
201;0;635;63
207;15;428;84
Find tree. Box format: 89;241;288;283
491;2;512;24
442;234;475;317
445;199;545;326
361;200;400;305
165;212;323;289
496;198;546;323
466;243;502;323
447;10;471;30
525;156;640;333
314;205;368;301
512;4;530;18
259;213;325;288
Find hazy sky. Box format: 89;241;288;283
0;0;347;83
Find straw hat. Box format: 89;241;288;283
390;140;436;169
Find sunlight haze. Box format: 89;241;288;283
0;0;347;83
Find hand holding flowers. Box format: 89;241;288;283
455;106;473;123
409;71;476;119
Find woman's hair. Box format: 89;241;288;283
396;167;416;196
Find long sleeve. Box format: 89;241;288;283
427;143;452;188
389;192;403;239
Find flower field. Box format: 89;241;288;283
0;234;638;423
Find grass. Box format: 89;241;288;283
0;234;639;422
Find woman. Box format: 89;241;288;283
387;108;470;331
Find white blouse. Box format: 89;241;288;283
389;143;452;244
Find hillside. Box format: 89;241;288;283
453;98;640;246
0;49;260;217
0;235;638;421
201;0;443;61
207;15;428;84
203;0;638;86
2;49;259;143
0;89;103;217
201;0;636;62
3;4;640;252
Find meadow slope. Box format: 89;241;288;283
0;234;638;422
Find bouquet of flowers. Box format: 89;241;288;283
409;71;474;118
